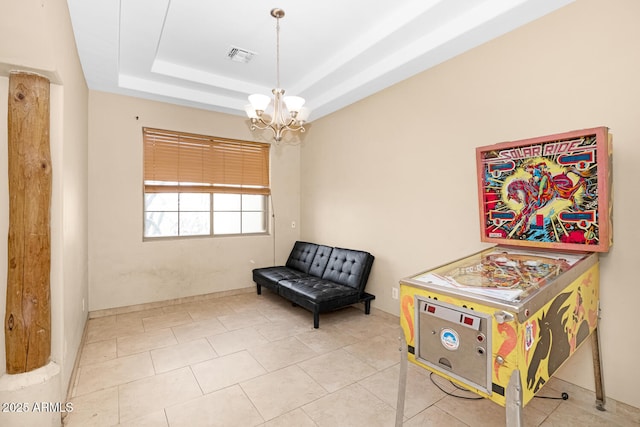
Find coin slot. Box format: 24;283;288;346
438;357;452;370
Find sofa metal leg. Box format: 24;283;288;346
364;300;371;315
313;312;320;329
362;292;375;315
256;284;262;295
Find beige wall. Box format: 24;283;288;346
87;91;301;311
0;0;89;407
301;0;639;409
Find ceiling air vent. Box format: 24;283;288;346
227;47;256;63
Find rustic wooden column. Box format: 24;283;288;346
5;72;52;374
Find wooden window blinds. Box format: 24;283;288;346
143;127;270;195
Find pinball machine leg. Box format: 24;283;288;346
506;369;523;427
591;326;606;411
395;330;408;427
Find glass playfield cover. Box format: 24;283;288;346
412;246;589;303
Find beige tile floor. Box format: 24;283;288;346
64;291;640;426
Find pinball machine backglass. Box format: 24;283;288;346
476;126;612;252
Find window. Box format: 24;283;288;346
143;127;270;238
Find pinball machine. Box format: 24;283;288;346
398;127;612;426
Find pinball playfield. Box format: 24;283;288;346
411;246;585;303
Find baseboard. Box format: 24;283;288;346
88;287;254;319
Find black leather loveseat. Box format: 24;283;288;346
252;241;375;328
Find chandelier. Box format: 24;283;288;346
245;8;309;143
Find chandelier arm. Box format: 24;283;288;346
254;121;306;133
249;118;272;131
282;118;305;131
250;120;281;141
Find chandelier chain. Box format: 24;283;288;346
275;16;280;89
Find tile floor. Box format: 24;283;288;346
64;291;640;426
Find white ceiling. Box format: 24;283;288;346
67;0;573;122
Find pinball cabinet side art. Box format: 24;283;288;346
398;127;612;427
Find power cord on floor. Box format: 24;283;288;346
429;372;484;400
429;373;569;402
534;392;569;401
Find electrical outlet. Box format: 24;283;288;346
392;287;399;300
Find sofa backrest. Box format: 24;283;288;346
285;241;318;273
308;245;333;277
321;247;375;292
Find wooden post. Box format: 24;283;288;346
5;72;52;374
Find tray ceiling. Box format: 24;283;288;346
67;0;573;121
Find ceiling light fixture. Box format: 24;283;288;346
245;8;309;143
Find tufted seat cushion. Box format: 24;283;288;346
253;266;307;284
285;241;319;273
321;248;372;290
279;277;358;303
